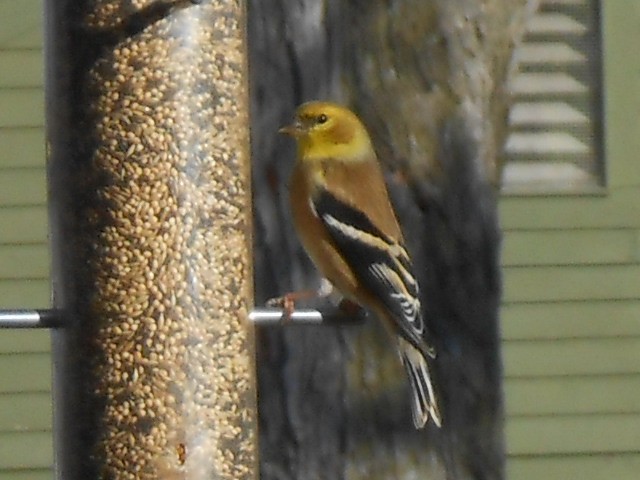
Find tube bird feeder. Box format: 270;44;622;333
45;1;257;478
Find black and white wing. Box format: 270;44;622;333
312;187;428;353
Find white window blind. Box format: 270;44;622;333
503;0;603;193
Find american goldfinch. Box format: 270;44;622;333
280;101;441;429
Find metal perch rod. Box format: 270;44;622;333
0;308;360;328
0;309;62;329
249;308;364;325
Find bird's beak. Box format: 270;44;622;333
279;121;304;137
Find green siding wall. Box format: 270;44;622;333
0;0;52;478
0;0;639;479
501;2;640;478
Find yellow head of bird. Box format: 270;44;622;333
280;101;373;161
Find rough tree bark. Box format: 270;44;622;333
248;1;538;479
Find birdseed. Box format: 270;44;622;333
54;1;257;478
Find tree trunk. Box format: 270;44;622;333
248;1;537;479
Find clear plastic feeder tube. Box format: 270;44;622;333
45;1;258;478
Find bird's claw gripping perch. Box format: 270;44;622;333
266;279;335;323
266;289;321;323
265;293;296;323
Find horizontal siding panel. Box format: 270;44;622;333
508;454;640;480
0;244;49;279
0;392;51;432
502;229;637;266
506;414;640;455
0;50;42;88
0;169;46;206
1;29;42;50
500;189;640;229
0;470;52;480
0;431;51;469
503;265;640;303
0;352;51;393
0;128;45;168
0;0;42;50
503;337;640;378
0;207;48;244
505;375;640;416
0;330;49;354
501;300;640;340
0;279;50;308
0;89;44;127
0;29;42;50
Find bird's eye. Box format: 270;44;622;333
317;114;328;124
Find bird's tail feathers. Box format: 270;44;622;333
398;337;441;429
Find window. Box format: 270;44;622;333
503;0;603;193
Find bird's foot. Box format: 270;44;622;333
337;298;366;320
266;279;335;324
266;289;317;324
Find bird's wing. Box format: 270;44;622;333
312;187;427;351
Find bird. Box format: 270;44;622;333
279;100;441;429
